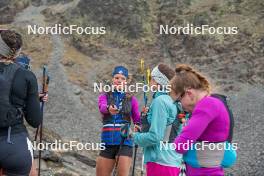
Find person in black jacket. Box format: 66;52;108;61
0;30;42;176
15;52;48;176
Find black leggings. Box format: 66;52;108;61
0;132;33;176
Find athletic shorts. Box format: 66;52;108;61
99;145;133;159
0;132;33;176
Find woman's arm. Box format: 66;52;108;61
133;98;167;148
24;72;42;128
98;94;110;115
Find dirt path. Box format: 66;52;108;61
45;34;100;143
12;1;99;175
13;0;100;143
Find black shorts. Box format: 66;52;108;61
99;145;133;159
0;132;33;176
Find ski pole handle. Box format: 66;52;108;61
140;59;145;74
42;66;50;94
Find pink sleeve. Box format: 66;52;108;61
131;96;141;124
98;94;109;115
174;98;218;154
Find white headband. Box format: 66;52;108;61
151;66;170;86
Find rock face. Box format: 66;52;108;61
62;0;263;93
76;0;150;39
0;0;31;24
28;126;97;176
157;0;264;91
0;0;263;175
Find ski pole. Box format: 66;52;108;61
132;145;138;176
141;66;151;176
131;121;142;176
132;59;150;176
132;59;145;176
140;59;148;107
113;138;125;176
113;122;130;176
141;157;144;176
35;65;49;176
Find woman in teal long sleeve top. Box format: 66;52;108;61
133;64;183;176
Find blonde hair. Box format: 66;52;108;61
171;64;211;95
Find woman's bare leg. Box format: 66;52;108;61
96;156;116;176
117;156;132;176
29;160;37;176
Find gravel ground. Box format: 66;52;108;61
225;84;264;176
44;34;101;143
